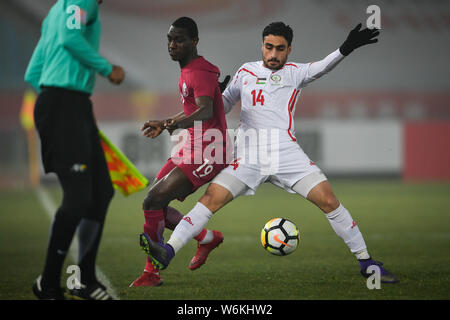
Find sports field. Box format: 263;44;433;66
1;179;449;300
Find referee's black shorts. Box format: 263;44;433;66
34;86;114;221
34;86;102;174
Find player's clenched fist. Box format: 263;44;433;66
108;65;125;85
141;120;165;138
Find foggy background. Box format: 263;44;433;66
1;0;449;188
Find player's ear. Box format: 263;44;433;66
287;45;292;55
193;38;199;46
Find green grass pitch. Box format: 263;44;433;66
1;179;449;300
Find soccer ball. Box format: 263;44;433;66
261;218;300;256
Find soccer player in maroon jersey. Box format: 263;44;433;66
130;17;231;287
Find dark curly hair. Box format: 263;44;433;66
262;22;293;46
172;17;199;40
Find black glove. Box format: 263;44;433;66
219;75;231;93
339;23;380;56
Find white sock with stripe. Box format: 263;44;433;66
167;202;213;253
325;204;370;260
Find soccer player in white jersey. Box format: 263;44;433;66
140;22;398;283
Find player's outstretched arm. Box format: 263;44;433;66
339;23;380;56
301;23;380;87
303;50;345;85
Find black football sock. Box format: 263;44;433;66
77;219;105;285
41;207;81;289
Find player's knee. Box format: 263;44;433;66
322;195;340;213
142;194;156;210
199;186;227;213
198;193;216;212
142;189;168;210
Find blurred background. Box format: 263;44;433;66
1;0;449;186
1;0;450;301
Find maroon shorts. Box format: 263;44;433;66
155;148;228;201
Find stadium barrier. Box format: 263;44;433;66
403;121;450;181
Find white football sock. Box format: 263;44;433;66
325;204;369;259
355;248;370;260
167;202;213;253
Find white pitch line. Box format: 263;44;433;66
35;187;119;300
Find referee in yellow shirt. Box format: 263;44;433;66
25;0;124;300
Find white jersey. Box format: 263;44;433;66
223;48;345;144
213;49;346;197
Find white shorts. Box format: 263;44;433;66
212;141;327;198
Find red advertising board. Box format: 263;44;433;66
403;122;450;180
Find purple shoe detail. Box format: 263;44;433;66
139;233;174;270
359;259;398;283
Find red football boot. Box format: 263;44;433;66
129;270;162;287
189;230;224;271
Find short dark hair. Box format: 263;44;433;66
172;17;199;40
262;22;293;46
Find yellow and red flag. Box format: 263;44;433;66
99;131;149;196
20;89;36;130
20;90;40;187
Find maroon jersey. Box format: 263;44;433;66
178;56;228;147
155;56;230;195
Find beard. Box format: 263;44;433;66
263;57;286;70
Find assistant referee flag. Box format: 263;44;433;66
99;131;149;196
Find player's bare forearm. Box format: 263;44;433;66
158;111;186;135
167;96;213;130
169;111;186;123
174;106;212;129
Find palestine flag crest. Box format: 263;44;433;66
256;77;266;84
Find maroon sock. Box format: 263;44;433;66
143;209;165;243
143;209;165;272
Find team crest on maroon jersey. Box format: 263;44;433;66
182;82;189;97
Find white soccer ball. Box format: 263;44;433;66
261;218;300;256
